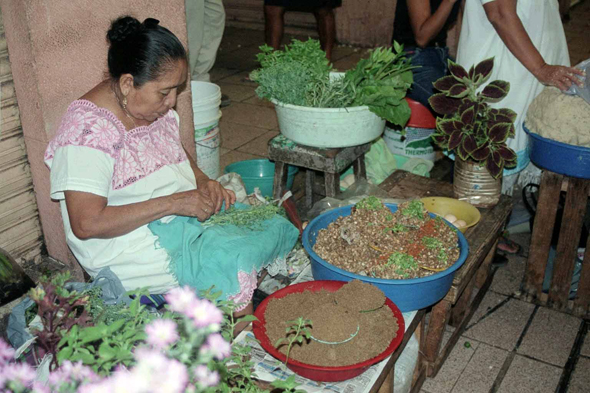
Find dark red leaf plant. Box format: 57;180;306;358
428;58;518;178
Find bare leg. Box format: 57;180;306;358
313;6;336;61
264;5;286;50
233;301;254;337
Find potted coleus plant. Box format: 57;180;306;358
428;58;517;207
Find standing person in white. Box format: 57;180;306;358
185;0;225;82
456;0;583;194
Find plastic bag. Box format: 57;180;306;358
7;267;130;350
565;58;590;104
306;178;408;220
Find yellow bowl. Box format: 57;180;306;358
420;197;481;233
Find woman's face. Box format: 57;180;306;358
125;59;188;123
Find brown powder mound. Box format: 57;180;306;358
264;282;398;367
334;279;386;312
307;303;358;343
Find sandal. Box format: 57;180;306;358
497;235;522;256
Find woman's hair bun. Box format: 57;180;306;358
107;16;141;44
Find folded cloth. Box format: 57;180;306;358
148;203;299;303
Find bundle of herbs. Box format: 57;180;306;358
250;39;414;127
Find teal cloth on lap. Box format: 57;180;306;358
147;203;299;300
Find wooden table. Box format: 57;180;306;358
373;171;513;391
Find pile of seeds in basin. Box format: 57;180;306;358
313;197;460;279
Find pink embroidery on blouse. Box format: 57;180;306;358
45;100;187;190
228;269;258;312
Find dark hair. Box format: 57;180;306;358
107;16;187;86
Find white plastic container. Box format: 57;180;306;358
273;100;385;148
192;81;222;179
383;126;436;162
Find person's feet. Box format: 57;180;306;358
497;235;521;255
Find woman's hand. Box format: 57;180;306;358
170;189;216;221
533;64;585;91
199;179;237;213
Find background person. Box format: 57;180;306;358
392;0;461;111
264;0;341;61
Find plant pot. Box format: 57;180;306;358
453;158;502;208
272;100;385;148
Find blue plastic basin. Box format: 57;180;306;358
524;124;590;179
302;203;469;312
224;159;298;197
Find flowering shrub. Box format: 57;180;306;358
1;283;299;392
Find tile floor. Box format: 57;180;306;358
209;2;590;392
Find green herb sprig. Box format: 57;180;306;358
203;204;284;229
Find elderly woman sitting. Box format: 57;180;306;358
44;16;298;322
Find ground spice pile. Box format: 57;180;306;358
264;280;398;367
313;197;460;279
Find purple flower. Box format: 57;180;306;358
150;359;188;393
165;286;197;314
0;339;15;363
201;333;231;360
30;381;51;393
193;365;220;388
131;349;188;393
2;362;36;387
48;360;98;386
185;299;223;329
145;319;179;349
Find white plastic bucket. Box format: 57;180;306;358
192;81;222;179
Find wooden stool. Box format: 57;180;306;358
522;170;590;318
268;135;370;208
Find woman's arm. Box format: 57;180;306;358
483;0;584;90
64;188;215;240
183;146;236;213
407;0;459;48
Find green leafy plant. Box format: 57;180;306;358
428;58;518;178
401;200;426;219
28;272;92;370
385;252;417;278
356;196;384;211
275;317;313;367
250;39;414;127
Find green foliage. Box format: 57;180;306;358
429;58;517;178
250;40;332;106
401;200;426;219
356;196;384;211
275;317;312;367
202;203;285;229
385;252;418;278
383;224;407;234
343;44;414;126
271;375;307;393
56;288;156;375
422;236;444;249
250;39;413;126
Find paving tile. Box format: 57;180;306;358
221;102;278;130
581;331;590;357
463;291;534;351
517;307;581;366
243;94;275;109
568;357;590;393
498;354;562;393
237;130;280;157
220;150;263;173
219;27;263;53
217;70;259;86
332;51;369;72
219;147;230;156
331;45;362;62
219;119;268;150
490;254;526;296
422;333;479;393
216;82;257;102
216;45;261;71
451;343;508;393
209;67;241;83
